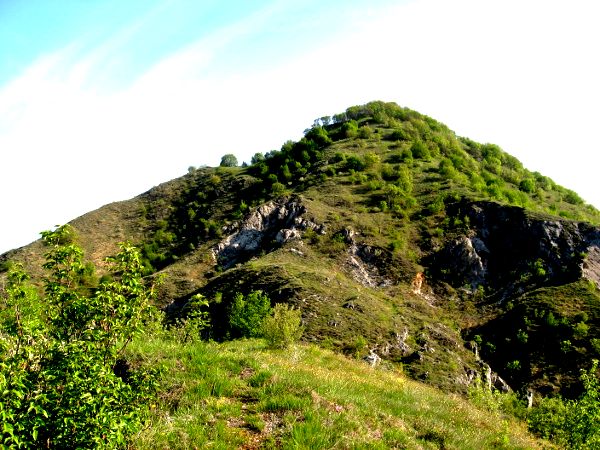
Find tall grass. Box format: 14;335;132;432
130;337;547;449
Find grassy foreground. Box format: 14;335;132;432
130;338;548;449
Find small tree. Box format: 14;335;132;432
0;225;160;448
261;303;304;349
220;153;238;167
228;291;272;338
251;152;265;164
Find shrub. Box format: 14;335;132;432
272;182;287;195
261;303;304;349
229;291;272;338
345;156;366;172
529;360;600;448
410;140;430;159
519;178;536;193
305;126;332;148
358;125;373;139
0;225;160;448
341;120;359;138
171;294;211;343
363;152;380;168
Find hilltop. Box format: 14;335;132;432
2;100;599;448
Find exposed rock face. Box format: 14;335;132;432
581;245;600;288
343;228;395;287
363;350;381;367
427;200;600;293
458;361;511;393
212;197;324;268
440;235;487;289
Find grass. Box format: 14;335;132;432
130;337;548;449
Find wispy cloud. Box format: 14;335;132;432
1;0;599;253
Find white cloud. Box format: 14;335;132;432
1;0;599;253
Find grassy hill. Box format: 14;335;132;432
130;337;547;449
1;100;599;448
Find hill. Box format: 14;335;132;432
1;100;599;448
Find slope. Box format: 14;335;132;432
2;100;599;400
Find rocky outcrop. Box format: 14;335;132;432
342;228;395;287
212;197;324;268
438;235;487;289
581;245;600;288
427;200;600;293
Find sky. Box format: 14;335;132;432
1;0;599;254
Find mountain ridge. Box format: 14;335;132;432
2;100;599;400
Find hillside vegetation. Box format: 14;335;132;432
2;101;600;448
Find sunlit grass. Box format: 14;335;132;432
131;337;548;449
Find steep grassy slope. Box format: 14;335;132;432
2;100;599;400
130;337;548;449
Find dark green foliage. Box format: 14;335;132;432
345;155;365;172
0;225;159;448
388;128;408;141
304;126;332;147
251;152;265;164
229;290;272;338
220;153;239;167
171;294;211;343
341;120;359;138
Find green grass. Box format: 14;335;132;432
130;337;549;449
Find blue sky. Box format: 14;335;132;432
1;0;599;253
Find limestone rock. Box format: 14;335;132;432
212;197;322;268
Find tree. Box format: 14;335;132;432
0;225;159;448
220;153;238;167
261;303;304;349
251;152;265;164
228;291;272;338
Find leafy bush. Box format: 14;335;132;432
529;360;600;448
345;155;366;172
304;126;332;147
410;140;430;159
171;294;211;343
229;291;272;338
519;178;536;193
261;303;304;349
341;120;359;138
0;225;159;449
363;152;380;168
358;125;373;139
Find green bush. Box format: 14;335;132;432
261;303;304;349
358;125;373;139
410;140;430;160
171;294;211;344
345;155;366;172
363;152;380;168
529;360;600;448
229;291;272;338
519;178;536;193
341;120;359;138
0;225;159;449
